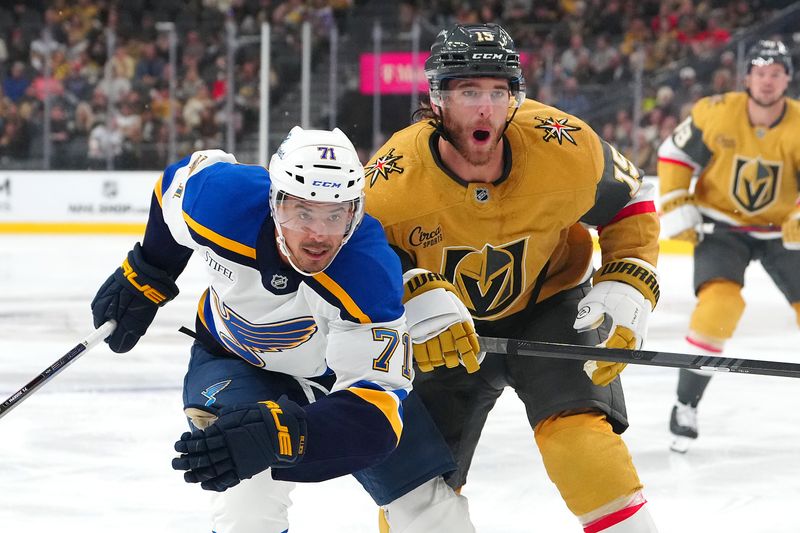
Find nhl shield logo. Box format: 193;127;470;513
475;188;490;203
271;274;288;290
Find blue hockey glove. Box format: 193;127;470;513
172;397;307;492
90;242;179;353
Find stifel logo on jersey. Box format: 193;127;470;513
534;116;581;145
442;238;527;319
366;148;404;186
731;156;781;213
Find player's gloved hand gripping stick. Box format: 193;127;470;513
574;258;659;386
91;242;179;353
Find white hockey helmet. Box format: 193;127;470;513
268;126;365;275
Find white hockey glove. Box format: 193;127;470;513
403;269;482;373
573;258;659;386
660;189;702;245
781;205;800;250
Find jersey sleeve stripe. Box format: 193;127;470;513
312;272;372;324
597;201;656;233
183;211;257;259
657;156;694;170
348;387;403;443
154;174;164;208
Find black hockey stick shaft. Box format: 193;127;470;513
479;336;800;379
0;321;116;420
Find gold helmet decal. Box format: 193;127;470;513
442;238;526;319
731;156;781;213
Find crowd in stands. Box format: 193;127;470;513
0;1;796;172
0;0;353;169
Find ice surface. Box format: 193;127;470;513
1;235;798;532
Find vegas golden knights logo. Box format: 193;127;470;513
731;156;781;214
442;239;526;319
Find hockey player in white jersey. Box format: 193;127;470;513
90;127;475;532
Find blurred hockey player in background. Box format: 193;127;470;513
657;39;800;453
89;127;476;532
366;23;660;532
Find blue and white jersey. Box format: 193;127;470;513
145;150;412;478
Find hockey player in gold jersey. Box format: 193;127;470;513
365;23;660;532
657;39;800;453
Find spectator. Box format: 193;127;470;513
0;104;30;161
559;33;589;77
555;76;590;115
591;34;621;83
49;102;74;168
3;61;31;104
87;116;122;169
134;42;166;92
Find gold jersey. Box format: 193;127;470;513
364;99;659;322
657;92;800;226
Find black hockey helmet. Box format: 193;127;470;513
746;39;793;77
425;23;525;107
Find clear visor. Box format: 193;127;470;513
271;192;359;236
432;87;525;109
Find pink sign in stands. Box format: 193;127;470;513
360;52;530;95
360;52;431;94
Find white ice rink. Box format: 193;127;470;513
1;234;798;533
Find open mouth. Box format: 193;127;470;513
302;246;330;259
473;130;491;142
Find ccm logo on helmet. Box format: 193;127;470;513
312;180;342;188
472;53;504;60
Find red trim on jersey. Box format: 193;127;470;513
658;156;694;169
583;501;646;533
686;335;723;354
597;200;656;234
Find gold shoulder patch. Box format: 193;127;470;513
366;148;404;187
534;116;582;146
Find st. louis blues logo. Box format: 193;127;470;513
210;288;318;367
201;380;231;407
534;116;581;145
365;148;404;187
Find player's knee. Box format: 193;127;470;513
534;412;642;517
210;471;294;533
689;279;744;340
380;477;475;533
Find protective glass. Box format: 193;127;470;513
272;192;358;236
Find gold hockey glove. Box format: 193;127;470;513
574;258;659;386
782;205;800;250
402;269;482;373
660;190;702;244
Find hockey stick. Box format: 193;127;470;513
0;320;116;420
479;336;800;379
701;222;780;235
